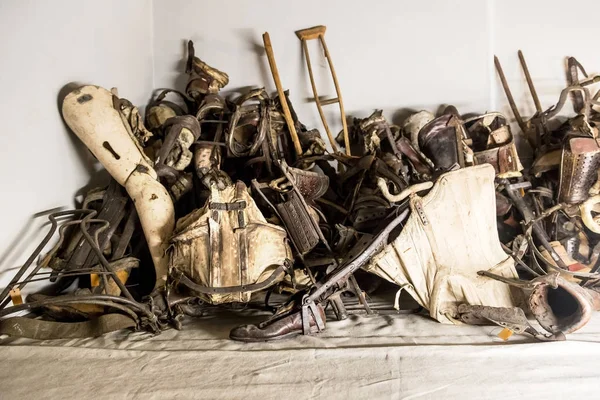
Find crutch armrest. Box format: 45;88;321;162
295;25;326;40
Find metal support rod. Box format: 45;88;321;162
0;210;92;309
349;274;373;315
502;182;570;270
79;215;135;301
494;55;527;135
518;50;542;113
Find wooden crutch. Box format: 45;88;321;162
296;25;351;156
262;32;303;157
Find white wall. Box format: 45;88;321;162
152;0;600;159
0;0;154;282
152;0;492;131
492;0;600;160
493;0;600;117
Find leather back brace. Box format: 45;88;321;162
169;181;292;304
363;165;521;323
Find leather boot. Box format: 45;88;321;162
418;113;461;173
229;302;326;342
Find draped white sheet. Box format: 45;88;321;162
1;293;599;399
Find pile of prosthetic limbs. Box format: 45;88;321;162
2;30;600;344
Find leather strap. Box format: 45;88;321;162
172;264;288;294
0;313;136;340
209;200;247;211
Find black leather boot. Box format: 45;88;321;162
230;302;326;342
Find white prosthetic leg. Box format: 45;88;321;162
62;85;174;289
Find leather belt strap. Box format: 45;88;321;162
209;201;247;211
235;183;249;295
173;264;288;294
0;313;136;340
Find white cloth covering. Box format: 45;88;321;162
0;292;598;399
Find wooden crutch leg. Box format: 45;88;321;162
319;35;350;156
262;32;303;157
300;39;339;153
296;25;351;156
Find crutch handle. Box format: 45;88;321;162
295;25;327;41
